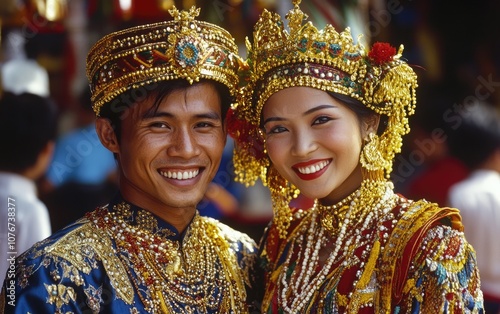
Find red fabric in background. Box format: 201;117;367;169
406;156;469;207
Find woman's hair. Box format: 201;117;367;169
99;79;232;143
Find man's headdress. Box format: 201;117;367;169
86;6;242;116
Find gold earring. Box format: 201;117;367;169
360;132;386;172
266;166;299;239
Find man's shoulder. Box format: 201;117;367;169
19;217;89;256
17;217;100;271
198;216;257;252
14;215;135;304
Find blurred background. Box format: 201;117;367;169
1;0;499;241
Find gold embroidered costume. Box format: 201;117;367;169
1;197;257;313
228;0;484;312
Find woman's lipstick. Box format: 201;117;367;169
292;159;330;181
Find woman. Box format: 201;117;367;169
228;1;483;313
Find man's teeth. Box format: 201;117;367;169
160;169;199;180
297;160;330;174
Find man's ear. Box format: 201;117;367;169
362;114;381;139
96;117;119;153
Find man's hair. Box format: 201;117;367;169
448;102;500;169
0;92;58;172
98;79;232;143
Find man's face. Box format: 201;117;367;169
112;82;226;216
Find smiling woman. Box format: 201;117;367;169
263;87;369;202
229;0;484;313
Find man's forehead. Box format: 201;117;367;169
134;84;222;119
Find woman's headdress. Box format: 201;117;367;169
86;6;243;116
228;0;418;237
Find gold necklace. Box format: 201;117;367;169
317;190;357;232
91;203;247;313
276;180;397;312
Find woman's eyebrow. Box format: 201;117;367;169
263;104;337;125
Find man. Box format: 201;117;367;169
0;92;57;284
1;6;258;313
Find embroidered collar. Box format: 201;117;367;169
106;194;194;241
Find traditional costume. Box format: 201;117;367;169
228;0;484;312
1;195;257;313
1;6;258;313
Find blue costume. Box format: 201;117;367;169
1;195;258;313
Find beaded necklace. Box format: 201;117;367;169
276;180;397;312
319;190;357;232
90;202;247;313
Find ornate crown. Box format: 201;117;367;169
229;0;418;187
86;6;242;116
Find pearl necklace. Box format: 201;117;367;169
277;180;396;312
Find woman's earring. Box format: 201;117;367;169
267;166;298;239
360;132;385;172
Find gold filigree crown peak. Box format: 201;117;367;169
242;0;417;117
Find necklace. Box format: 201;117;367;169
276;180;397;313
317;190;357;232
90;202;247;313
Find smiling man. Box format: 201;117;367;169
1;6;258;313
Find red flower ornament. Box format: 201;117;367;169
368;42;396;65
226;108;267;160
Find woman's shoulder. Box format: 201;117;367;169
395;215;482;313
377;196;483;312
391;195;463;232
379;196;464;278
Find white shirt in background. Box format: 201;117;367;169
0;172;52;283
448;169;500;298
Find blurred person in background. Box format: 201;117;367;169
0;29;51;100
448;101;500;314
40;86;117;232
0;92;58;283
394;83;470;206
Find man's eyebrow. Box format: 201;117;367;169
141;110;221;120
142;111;172;119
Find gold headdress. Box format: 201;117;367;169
228;0;418;237
86;6;242;116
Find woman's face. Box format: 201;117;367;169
262;87;373;203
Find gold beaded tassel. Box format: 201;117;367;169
231;130;269;188
267;166;299;239
360;132;387;181
364;60;418;180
